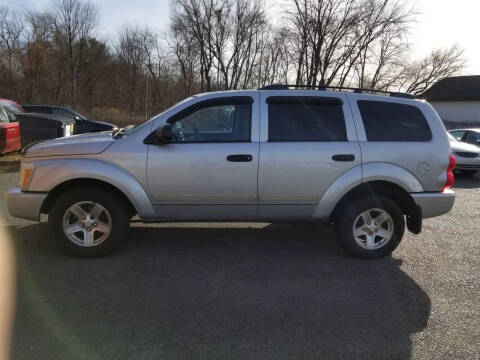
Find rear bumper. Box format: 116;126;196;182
411;190;455;219
7;187;47;221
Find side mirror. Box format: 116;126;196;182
143;124;174;145
156;124;173;142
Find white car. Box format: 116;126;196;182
449;128;480;147
448;132;480;175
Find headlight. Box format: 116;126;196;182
20;162;34;191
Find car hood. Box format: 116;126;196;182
87;119;117;128
450;140;480;154
24;131;113;158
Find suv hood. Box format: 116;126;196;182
24;131;113;158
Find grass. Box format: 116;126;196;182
0;153;21;174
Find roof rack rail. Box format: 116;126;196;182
258;84;415;99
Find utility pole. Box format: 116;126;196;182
145;71;149;120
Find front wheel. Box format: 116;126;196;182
334;196;405;259
49;187;130;257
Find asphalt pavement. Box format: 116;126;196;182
1;166;479;360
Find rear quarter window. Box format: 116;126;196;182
358;100;432;142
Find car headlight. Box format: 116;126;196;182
20;162;34;191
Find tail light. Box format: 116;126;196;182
442;154;456;192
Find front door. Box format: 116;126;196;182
146;93;260;221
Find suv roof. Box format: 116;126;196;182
258;84;415;99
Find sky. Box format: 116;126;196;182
6;0;480;74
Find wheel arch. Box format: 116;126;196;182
313;163;423;234
41;178;136;217
28;158;157;219
330;180;417;221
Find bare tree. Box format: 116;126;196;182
0;0;468;127
171;23;200;97
287;0;413;87
53;0;98;108
0;6;24;96
255;26;293;86
171;0;220;91
398;45;466;95
116;25;151;114
353;27;408;90
171;0;268;90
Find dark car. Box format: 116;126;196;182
21;105;116;134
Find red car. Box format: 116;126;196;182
0;99;23;154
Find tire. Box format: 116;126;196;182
49;187;130;257
333;196;405;259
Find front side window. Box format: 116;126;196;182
168;98;252;143
267;97;347;142
358;100;432;142
450;130;465;141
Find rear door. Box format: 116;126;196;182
348;95;445;192
258;91;361;221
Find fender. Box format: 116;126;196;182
362;162;424;193
313;162;424;219
27;158;157;219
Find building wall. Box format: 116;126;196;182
430;101;480;123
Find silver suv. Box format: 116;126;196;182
7;86;456;258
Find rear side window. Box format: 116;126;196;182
358;100;432;142
268;97;347;142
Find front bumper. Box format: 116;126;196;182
454;156;480;171
7;187;47;221
455;164;480;171
411;190;455;219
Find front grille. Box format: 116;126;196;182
454;152;478;158
456;164;480;169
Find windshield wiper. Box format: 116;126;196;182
111;127;126;139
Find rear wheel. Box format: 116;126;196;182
334;196;405;259
49;187;130;257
